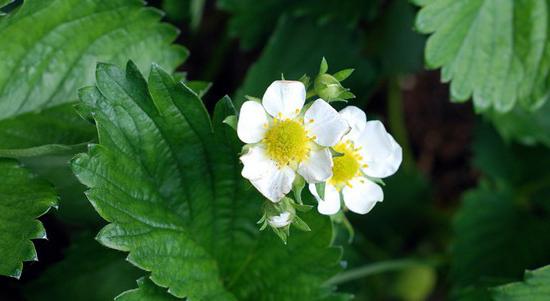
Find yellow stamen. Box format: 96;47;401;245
264;119;310;167
329;141;364;189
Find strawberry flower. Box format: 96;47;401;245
238;80;348;202
309;106;402;215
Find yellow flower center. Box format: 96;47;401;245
264;119;310;166
329;141;365;188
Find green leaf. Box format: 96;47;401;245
0;103;95;157
0;0;186;279
366;0;425;76
450;124;550;300
0;0;187;150
185;80;212;98
414;0;550;112
234;16;375;107
24;234;142;300
491;265;550;301
484;100;550;148
0;0;14;10
72;62;346;300
451;188;550;292
116;277;180;301
21;154;103;226
218;0;377;49
0;159;58;278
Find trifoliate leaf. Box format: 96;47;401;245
72;61;346;300
24;235;142;300
0;0;187;151
491;265;550;301
0;159;58;278
414;0;550;112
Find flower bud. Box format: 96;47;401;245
314;73;347;102
268;211;293;228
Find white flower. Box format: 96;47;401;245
308;106;402;215
268;211;292;228
238;80;348;202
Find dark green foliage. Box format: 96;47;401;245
491;265;550;301
0;160;58;278
24;235;142;300
71;62;346;300
235;16;375;107
450;125;550;300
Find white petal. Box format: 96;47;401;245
268;211;292;228
240;146;274;181
304;99;349;146
339;106;367;141
249;165;295;203
262;80;305;119
342;177;383;214
297;148;333;183
308;183;341;215
237;101;269;143
357;120;402;178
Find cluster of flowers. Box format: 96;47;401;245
234;69;402;238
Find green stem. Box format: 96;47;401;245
325;258;435;286
387;78;414;171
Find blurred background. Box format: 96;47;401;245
2;0;550;300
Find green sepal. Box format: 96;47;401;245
239;144;252;156
223;115;238;131
299;74;311;89
292;175;306;204
367;176;386;186
293;203;314;213
330;148;345;158
245;95;262;103
319;57;329;75
316;182;326;200
292;215;311;232
333;68;355;82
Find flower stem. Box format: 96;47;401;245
387;77;414;170
325;257;438;286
